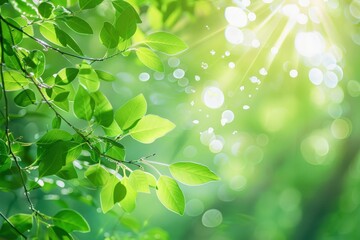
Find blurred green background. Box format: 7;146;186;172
2;0;360;239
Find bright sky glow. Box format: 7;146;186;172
295;31;325;58
225;26;244;45
225;7;248;28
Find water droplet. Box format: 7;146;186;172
309;68;323;85
173;68;185;79
240;86;245;91
221;110;235;126
139;72;150;82
250;76;261;84
243;105;250;110
201;62;209;69
271;47;279;55
324;71;338;88
193;120;199;124
225;51;231;56
259;68;268;76
290;69;298;78
228;62;236;69
202;86;224;109
210;50;216;55
202;209;223;228
168;57;180;67
209;139;224;153
154;72;164;80
195;75;201;81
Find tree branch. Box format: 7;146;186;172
0;19;36;213
0;15;123;63
0;212;27;239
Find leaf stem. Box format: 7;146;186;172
141;160;162;177
142;160;170;167
0;212;27;239
0;19;36;213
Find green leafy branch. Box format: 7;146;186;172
0;0;218;238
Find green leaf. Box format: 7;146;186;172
37;141;71;177
14;89;36;107
95;70;116;82
103;138;125;161
48;226;73;240
0;139;8;155
55;68;79;85
65;144;82;163
0;213;32;239
136;47;164;72
53;209;90;233
64;16;93;34
0;155;12;173
79;63;100;92
91;91;114;127
129;170;156;193
115;94;147;130
39;22;83;54
24;50;45;77
63;32;83;55
156;176;185;215
0;166;25;190
85;164;110;187
53;91;70;102
37;129;73;145
3;70;29;91
120;177;137;212
3;19;23;44
129;114;175;144
74;85;95;121
10;0;38;17
169;162;220;186
112;0;141;23
100;175;126;213
38;2;54;18
79;0;103;9
145;32;188;55
114;3;138;40
102;120;123;137
52;115;61;129
100;22;119;48
57;163;78;180
39;22;63;46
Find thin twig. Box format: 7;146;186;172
0;212;27;239
0;16;123;62
0;20;36;213
141;160;162;177
143;160;169;167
